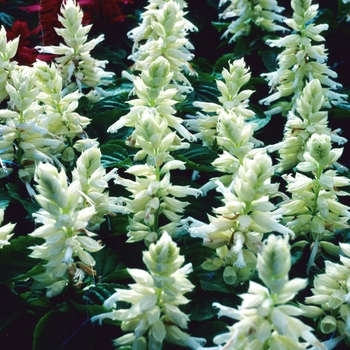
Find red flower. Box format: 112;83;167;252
21;0;133;46
83;0;134;25
6;20;51;65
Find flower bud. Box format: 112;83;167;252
320;315;337;334
258;234;290;293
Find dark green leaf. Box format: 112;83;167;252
192;320;229;346
211;21;229;32
173;143;218;172
190;294;218;321
246;114;272;131
32;310;95;350
0;187;11;210
100;140;134;169
6;183;40;214
0;285;27;329
262;49;278;72
0;12;14;26
92;247;129;283
198;268;236;293
0;235;44;284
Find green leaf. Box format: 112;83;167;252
100;140;134;169
32;310;95;350
0;12;15;26
0;235;43;284
0;187;11;210
6;183;40;214
198;268;236;293
246;114;272;131
262;49;278;72
190;294;218;321
192;320;229;346
173;143;218;172
92;247;129;283
0;285;27;329
211;21;229;32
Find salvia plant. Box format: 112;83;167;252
1;0;350;349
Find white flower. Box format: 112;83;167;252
92;232;205;349
218;0;288;42
199;234;325;350
29;162;102;297
36;0;113;94
0;209;15;248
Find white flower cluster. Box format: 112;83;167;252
29;148;126;297
198;235;328;350
185;150;293;285
0;209;15;248
261;0;349;114
0;65;63;185
304;242;350;343
274;79;350;273
184;59;291;285
0;26;18;102
218;0;287;42
36;0;114;99
109;57;200;244
92;232;206;350
127;0;197;91
270;79;347;172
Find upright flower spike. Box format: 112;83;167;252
72;147;128;229
304;243;350;345
218;0;287;42
0;25;19;102
186;59;260;189
91;232;206;350
260;0;349;114
0;65;63;184
127;0;197;91
0;209;15;248
276;132;350;274
36;0;114;98
108;57;200;244
108;56;195;144
272;79;347;173
197;234;326;350
33;60;95;164
184;150;293;285
116;160;201;244
29;162;103;297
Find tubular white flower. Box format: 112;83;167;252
186;150;292;285
36;0;114;95
0;209;15;248
218;0;288;42
0;65;64;183
33;61;91;141
0;26;18;102
260;0;349;113
72;147;128;229
91;232;205;349
198;234;325;350
128;0;197;90
187;59;256;151
270;79;348;174
29;162;102;297
304;243;350;342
